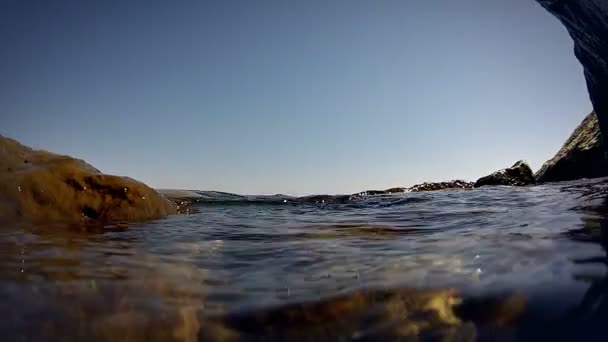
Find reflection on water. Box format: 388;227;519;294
539;215;608;341
2;178;608;340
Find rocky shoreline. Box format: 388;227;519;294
0;110;604;225
2;0;608;226
0;112;604;226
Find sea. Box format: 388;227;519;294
2;178;608;341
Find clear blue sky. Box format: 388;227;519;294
0;0;593;195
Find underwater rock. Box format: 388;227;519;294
408;180;474;192
199;288;470;341
0;135;175;225
198;288;533;341
474;160;535;187
535;112;607;183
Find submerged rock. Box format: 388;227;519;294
200;288;471;341
474;161;535;188
0;135;175;225
535;112;607;183
198;288;535;341
408;180;473;192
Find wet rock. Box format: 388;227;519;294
198;288;534;341
170;199;196;215
2;247;207;342
536;0;608;141
0;135;176;225
535;112;608;183
200;288;470;341
474;160;535;188
348;190;391;200
359;190;387;196
408;180;474;192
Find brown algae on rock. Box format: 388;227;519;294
0;135;175;225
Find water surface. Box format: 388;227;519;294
2;178;608;341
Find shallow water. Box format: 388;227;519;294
3;179;608;341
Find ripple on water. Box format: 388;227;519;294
2;178;608;340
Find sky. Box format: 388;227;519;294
0;0;593;195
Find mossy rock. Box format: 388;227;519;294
0;135;176;225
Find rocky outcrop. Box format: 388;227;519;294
350;181;474;198
536;0;608;140
474;160;535;187
0;135;176;225
384;187;407;194
408;180;473;192
535;112;608;182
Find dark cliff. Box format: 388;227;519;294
536;0;608;140
535;112;607;182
